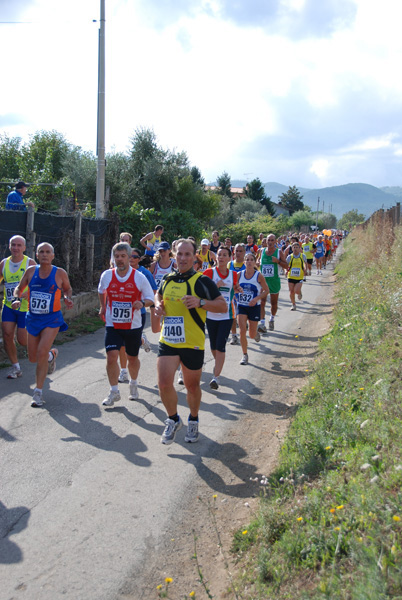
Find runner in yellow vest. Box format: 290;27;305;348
302;236;314;277
286;241;307;311
155;239;226;445
0;235;36;379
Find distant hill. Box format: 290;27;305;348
381;186;402;198
209;181;400;219
264;183;399;219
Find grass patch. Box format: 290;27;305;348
233;223;402;599
57;309;104;344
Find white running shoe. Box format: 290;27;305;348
31;390;44;408
257;324;267;333
118;369;129;383
129;381;139;401
7;365;22;379
240;354;248;365
161;417;183;445
230;334;239;345
141;334;151;353
290;304;297;311
177;369;184;385
255;332;261;343
298;292;303;300
268;320;275;331
102;390;121;407
47;348;58;375
185;419;199;443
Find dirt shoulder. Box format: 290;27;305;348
125;263;337;600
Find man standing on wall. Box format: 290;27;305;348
6;182;35;211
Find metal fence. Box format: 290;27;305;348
0;207;118;290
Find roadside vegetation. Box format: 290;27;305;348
231;221;402;598
0;129;341;245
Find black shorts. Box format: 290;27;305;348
288;278;303;285
206;318;233;353
158;342;204;370
237;304;260;321
105;327;142;356
307;258;313;265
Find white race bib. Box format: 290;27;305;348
261;264;274;277
111;301;132;324
290;268;301;277
30;292;52;314
5;282;17;303
219;286;231;309
163;316;185;344
238;292;253;305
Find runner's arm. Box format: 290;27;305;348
140;232;152;249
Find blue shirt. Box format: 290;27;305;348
6;190;27;211
137;266;157;314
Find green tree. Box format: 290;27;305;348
216;171;232;198
0;134;22;181
128;127;189;211
63;146;96;209
289;210;314;230
318;213;337;230
338;209;365;230
278;185;304;215
244;178;275;216
190;166;205;187
17;130;71;210
232;197;267;222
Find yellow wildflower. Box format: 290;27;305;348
334;527;341;531
330;508;336;514
157;585;162;590
297;517;303;522
325;446;331;450
189;592;196;598
242;530;248;535
165;577;173;584
336;505;344;510
213;494;217;499
393;516;401;522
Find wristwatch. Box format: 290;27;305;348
199;299;206;308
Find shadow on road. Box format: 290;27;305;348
0;501;30;564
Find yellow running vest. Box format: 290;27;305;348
3;256;29;311
160;272;207;350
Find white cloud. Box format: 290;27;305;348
310;159;330;179
1;0;402;187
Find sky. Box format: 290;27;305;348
1;0;402;189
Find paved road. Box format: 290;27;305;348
0;262;337;600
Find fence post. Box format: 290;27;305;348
73;212;82;271
26;205;36;258
86;233;95;285
62;231;73;275
396;202;401;226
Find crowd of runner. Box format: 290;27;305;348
1;225;343;444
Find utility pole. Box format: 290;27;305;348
96;0;106;218
316;196;320;229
